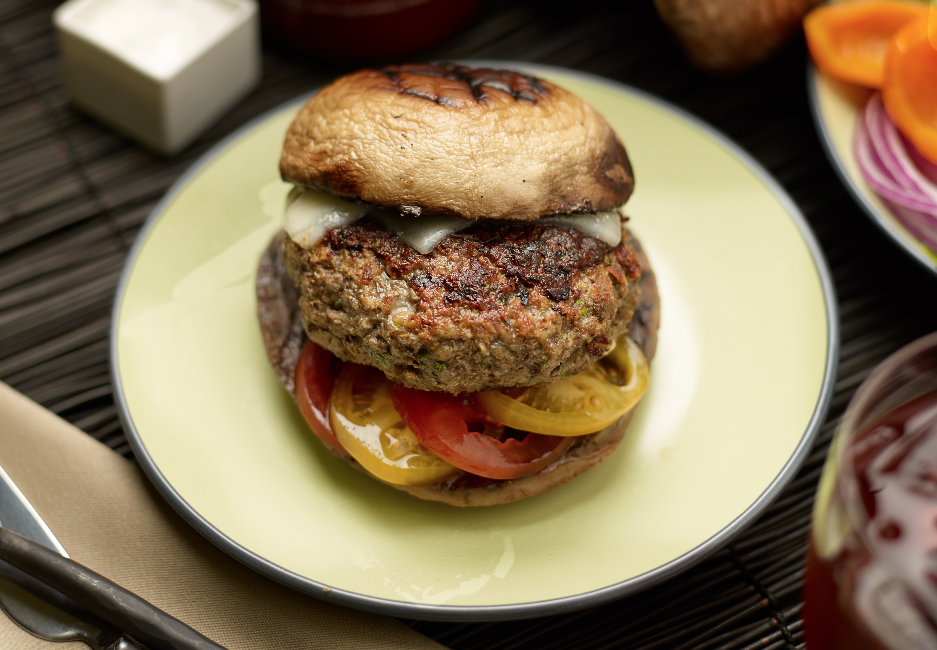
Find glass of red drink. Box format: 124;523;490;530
803;332;937;650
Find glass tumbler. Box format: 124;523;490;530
803;332;937;650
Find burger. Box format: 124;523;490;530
256;63;660;507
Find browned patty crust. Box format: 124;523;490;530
281;218;642;393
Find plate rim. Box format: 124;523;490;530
807;63;937;276
111;62;840;622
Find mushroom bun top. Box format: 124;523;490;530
279;63;634;222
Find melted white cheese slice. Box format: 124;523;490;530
540;212;622;247
284;187;623;253
370;211;474;254
284;187;369;248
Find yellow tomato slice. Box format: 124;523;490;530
329;363;460;485
476;336;649;437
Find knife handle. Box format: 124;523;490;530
0;527;226;650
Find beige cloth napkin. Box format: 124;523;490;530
0;382;446;649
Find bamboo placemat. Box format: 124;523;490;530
3;1;937;648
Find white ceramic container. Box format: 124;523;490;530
55;0;260;154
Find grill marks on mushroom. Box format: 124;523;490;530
279;64;635;222
377;63;547;106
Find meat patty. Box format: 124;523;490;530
280;216;642;393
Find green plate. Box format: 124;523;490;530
112;65;837;621
809;65;937;273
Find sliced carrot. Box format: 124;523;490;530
883;16;937;163
804;0;928;88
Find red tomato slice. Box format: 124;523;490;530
389;384;573;480
294;340;345;453
329;363;459;485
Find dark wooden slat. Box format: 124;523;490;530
0;217;122;289
0;253;121;310
0;102;56;155
5;339;108;389
24;364;109;400
0;269;118;345
0;315;109;377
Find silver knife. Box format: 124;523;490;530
0;465;66;557
0;464;227;650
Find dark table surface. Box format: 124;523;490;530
3;1;937;648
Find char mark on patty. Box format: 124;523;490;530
324;218;640;310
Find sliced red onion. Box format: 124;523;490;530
863;95;906;188
885;200;937;254
855;116;937;214
854;93;937;251
905;132;937;187
873;96;937;203
856;121;903;196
